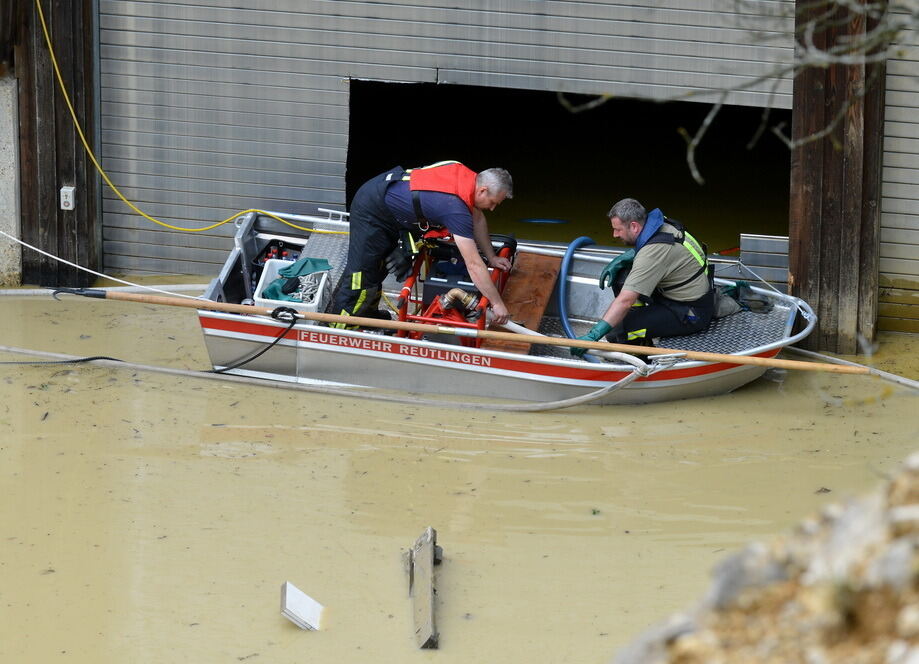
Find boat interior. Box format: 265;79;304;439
203;211;803;360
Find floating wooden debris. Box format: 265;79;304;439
405;526;442;649
280;581;324;630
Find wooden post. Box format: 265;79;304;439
14;0;99;287
788;0;886;353
406;527;441;649
858;7;886;346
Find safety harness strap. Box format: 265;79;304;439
411;190;426;225
656;228;712;293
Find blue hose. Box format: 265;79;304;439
558;236;601;363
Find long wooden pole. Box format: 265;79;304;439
56;288;869;375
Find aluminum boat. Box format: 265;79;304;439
198;209;815;406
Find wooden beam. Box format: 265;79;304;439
858;3;887;345
75;288;871;374
877;317;919;334
17;0;98;287
788;0;826;348
837;5;867;351
818;20;845;350
788;0;885;353
406;527;440;649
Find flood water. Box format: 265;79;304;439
1;294;917;663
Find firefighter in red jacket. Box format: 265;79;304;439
329;161;514;328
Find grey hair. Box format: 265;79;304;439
477;168;514;199
607;198;646;224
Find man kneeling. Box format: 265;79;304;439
571;198;715;357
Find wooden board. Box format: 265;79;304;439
482;252;562;354
17;0;100;288
408;527;439;649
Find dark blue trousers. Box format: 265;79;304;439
329;169;404;326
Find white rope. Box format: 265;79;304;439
0;344;641;412
0;229;207;301
500;319;650;373
294;273;324;304
715;259;812;319
0;284;209;297
0;235;644;409
786;346;919;392
735;262;785;296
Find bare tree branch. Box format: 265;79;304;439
558;0;918;184
556;91;613;114
678;96;727;185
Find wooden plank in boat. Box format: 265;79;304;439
482;252;562;354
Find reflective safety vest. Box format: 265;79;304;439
642;221;712;293
403;161;477;213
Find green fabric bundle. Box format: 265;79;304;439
261;257;332;302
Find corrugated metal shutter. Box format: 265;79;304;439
880;17;919;333
98;0;795;275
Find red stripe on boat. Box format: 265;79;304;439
199;314;778;383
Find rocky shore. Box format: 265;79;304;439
614;453;919;664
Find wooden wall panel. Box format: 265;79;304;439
16;0;99;287
788;0;885;353
879;3;919;332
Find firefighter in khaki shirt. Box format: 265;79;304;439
571;197;715;357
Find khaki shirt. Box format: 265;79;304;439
621;223;709;301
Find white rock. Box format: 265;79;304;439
896;605;919;639
888;640;909;664
886;640;919;664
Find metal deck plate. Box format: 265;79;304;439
301;231;350;310
658;305;792;354
532;305;794;359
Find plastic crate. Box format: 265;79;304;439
254;259;329;314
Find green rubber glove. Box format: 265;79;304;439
598;249;635;290
570;320;613;358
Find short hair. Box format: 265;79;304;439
607;198;646;225
477;168;514;199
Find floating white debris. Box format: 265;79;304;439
281;581;324;630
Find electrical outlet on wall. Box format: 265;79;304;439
60;186;75;211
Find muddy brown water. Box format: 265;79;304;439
1;294;917;662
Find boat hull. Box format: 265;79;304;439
200;311;777;405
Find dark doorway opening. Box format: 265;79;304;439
347;81;791;253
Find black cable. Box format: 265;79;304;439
213;306;300;374
0;355;124;366
1;307;301;374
